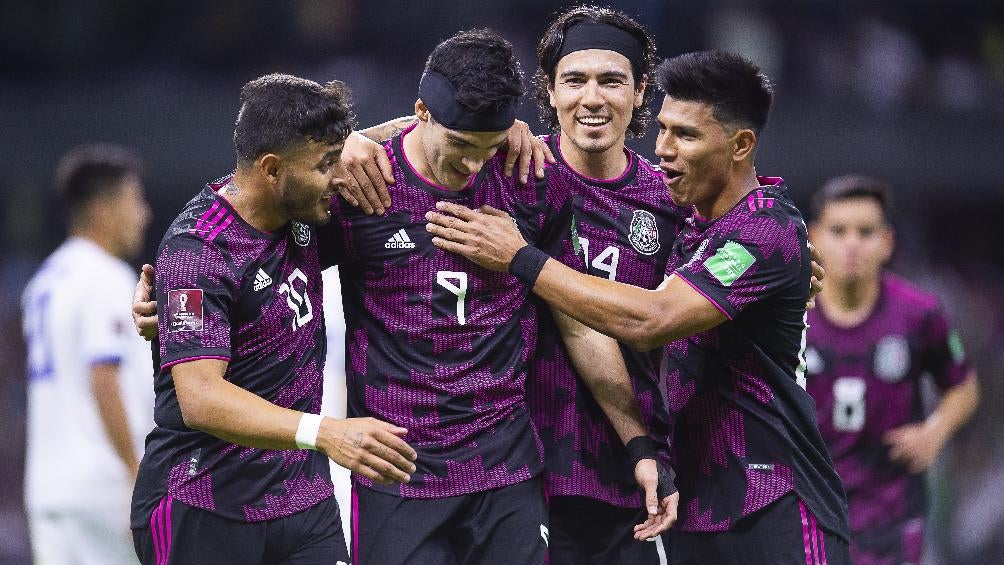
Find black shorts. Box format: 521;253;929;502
132;495;348;565
549;495;669;565
351;478;548;565
667;494;850;565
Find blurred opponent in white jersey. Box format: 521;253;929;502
22;144;153;564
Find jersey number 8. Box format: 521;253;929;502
833;376;866;432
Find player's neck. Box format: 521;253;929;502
818;277;882;328
558;134;629;181
695;165;760;221
225;169;288;233
70;225;122;259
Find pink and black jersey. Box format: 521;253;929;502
317;126;575;499
530;134;687;507
805;274;968;563
131;177;332;528
663;178;849;540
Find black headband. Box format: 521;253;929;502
554;21;646;78
418;71;517;132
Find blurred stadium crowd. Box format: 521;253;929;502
2;1;1002;563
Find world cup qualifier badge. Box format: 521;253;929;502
168;289;204;332
292;221;311;246
628;209;660;255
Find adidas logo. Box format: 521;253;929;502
385;228;416;249
253;268;273;291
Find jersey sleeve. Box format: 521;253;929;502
156;232;239;369
526;167;585;271
920;304;970;391
78;281;131;366
674;212;805;319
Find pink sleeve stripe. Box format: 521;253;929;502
676;273;734;320
161;355;230;370
194;200;221;232
206;214;234;242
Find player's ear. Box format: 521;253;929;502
879;225;895;263
415;99;431;122
547;81;556;109
732;129;756;162
634;74;647;108
258;153;281;184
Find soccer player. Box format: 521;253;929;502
325;28;674;564
327;28;674;564
22;144;154;564
804;175;980;565
129;73;417;565
528;7;686;563
427;51;853;564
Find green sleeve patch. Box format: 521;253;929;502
703;241;756;287
948;330;965;364
570;216;582;258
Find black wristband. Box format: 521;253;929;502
628;436;678;499
656;463;677;498
625;435;658;467
508;245;549;287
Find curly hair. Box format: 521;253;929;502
533;5;658;137
234;73;354;164
424;28;525;113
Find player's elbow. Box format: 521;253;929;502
176;387;211;431
621;316;669;352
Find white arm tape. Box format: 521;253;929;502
295;413;324;450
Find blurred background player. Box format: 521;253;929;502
21;144;154;564
426;50;852;564
528;6;683;563
129;73;416;565
805;175;980;565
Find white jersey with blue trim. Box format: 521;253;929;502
22;237;154;511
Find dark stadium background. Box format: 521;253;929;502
2;1;1002;562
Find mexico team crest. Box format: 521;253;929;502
291;221;311;246
628;210;660;255
874;334;911;382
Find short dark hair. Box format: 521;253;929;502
54;143;143;213
234;73;354;165
534;5;658;137
811;175;893;223
655;51;773;135
424;28;524;114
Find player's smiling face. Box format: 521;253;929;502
416;113;509;191
654;95;737;212
549;49;644;157
810;197;893;285
278;139;344;226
